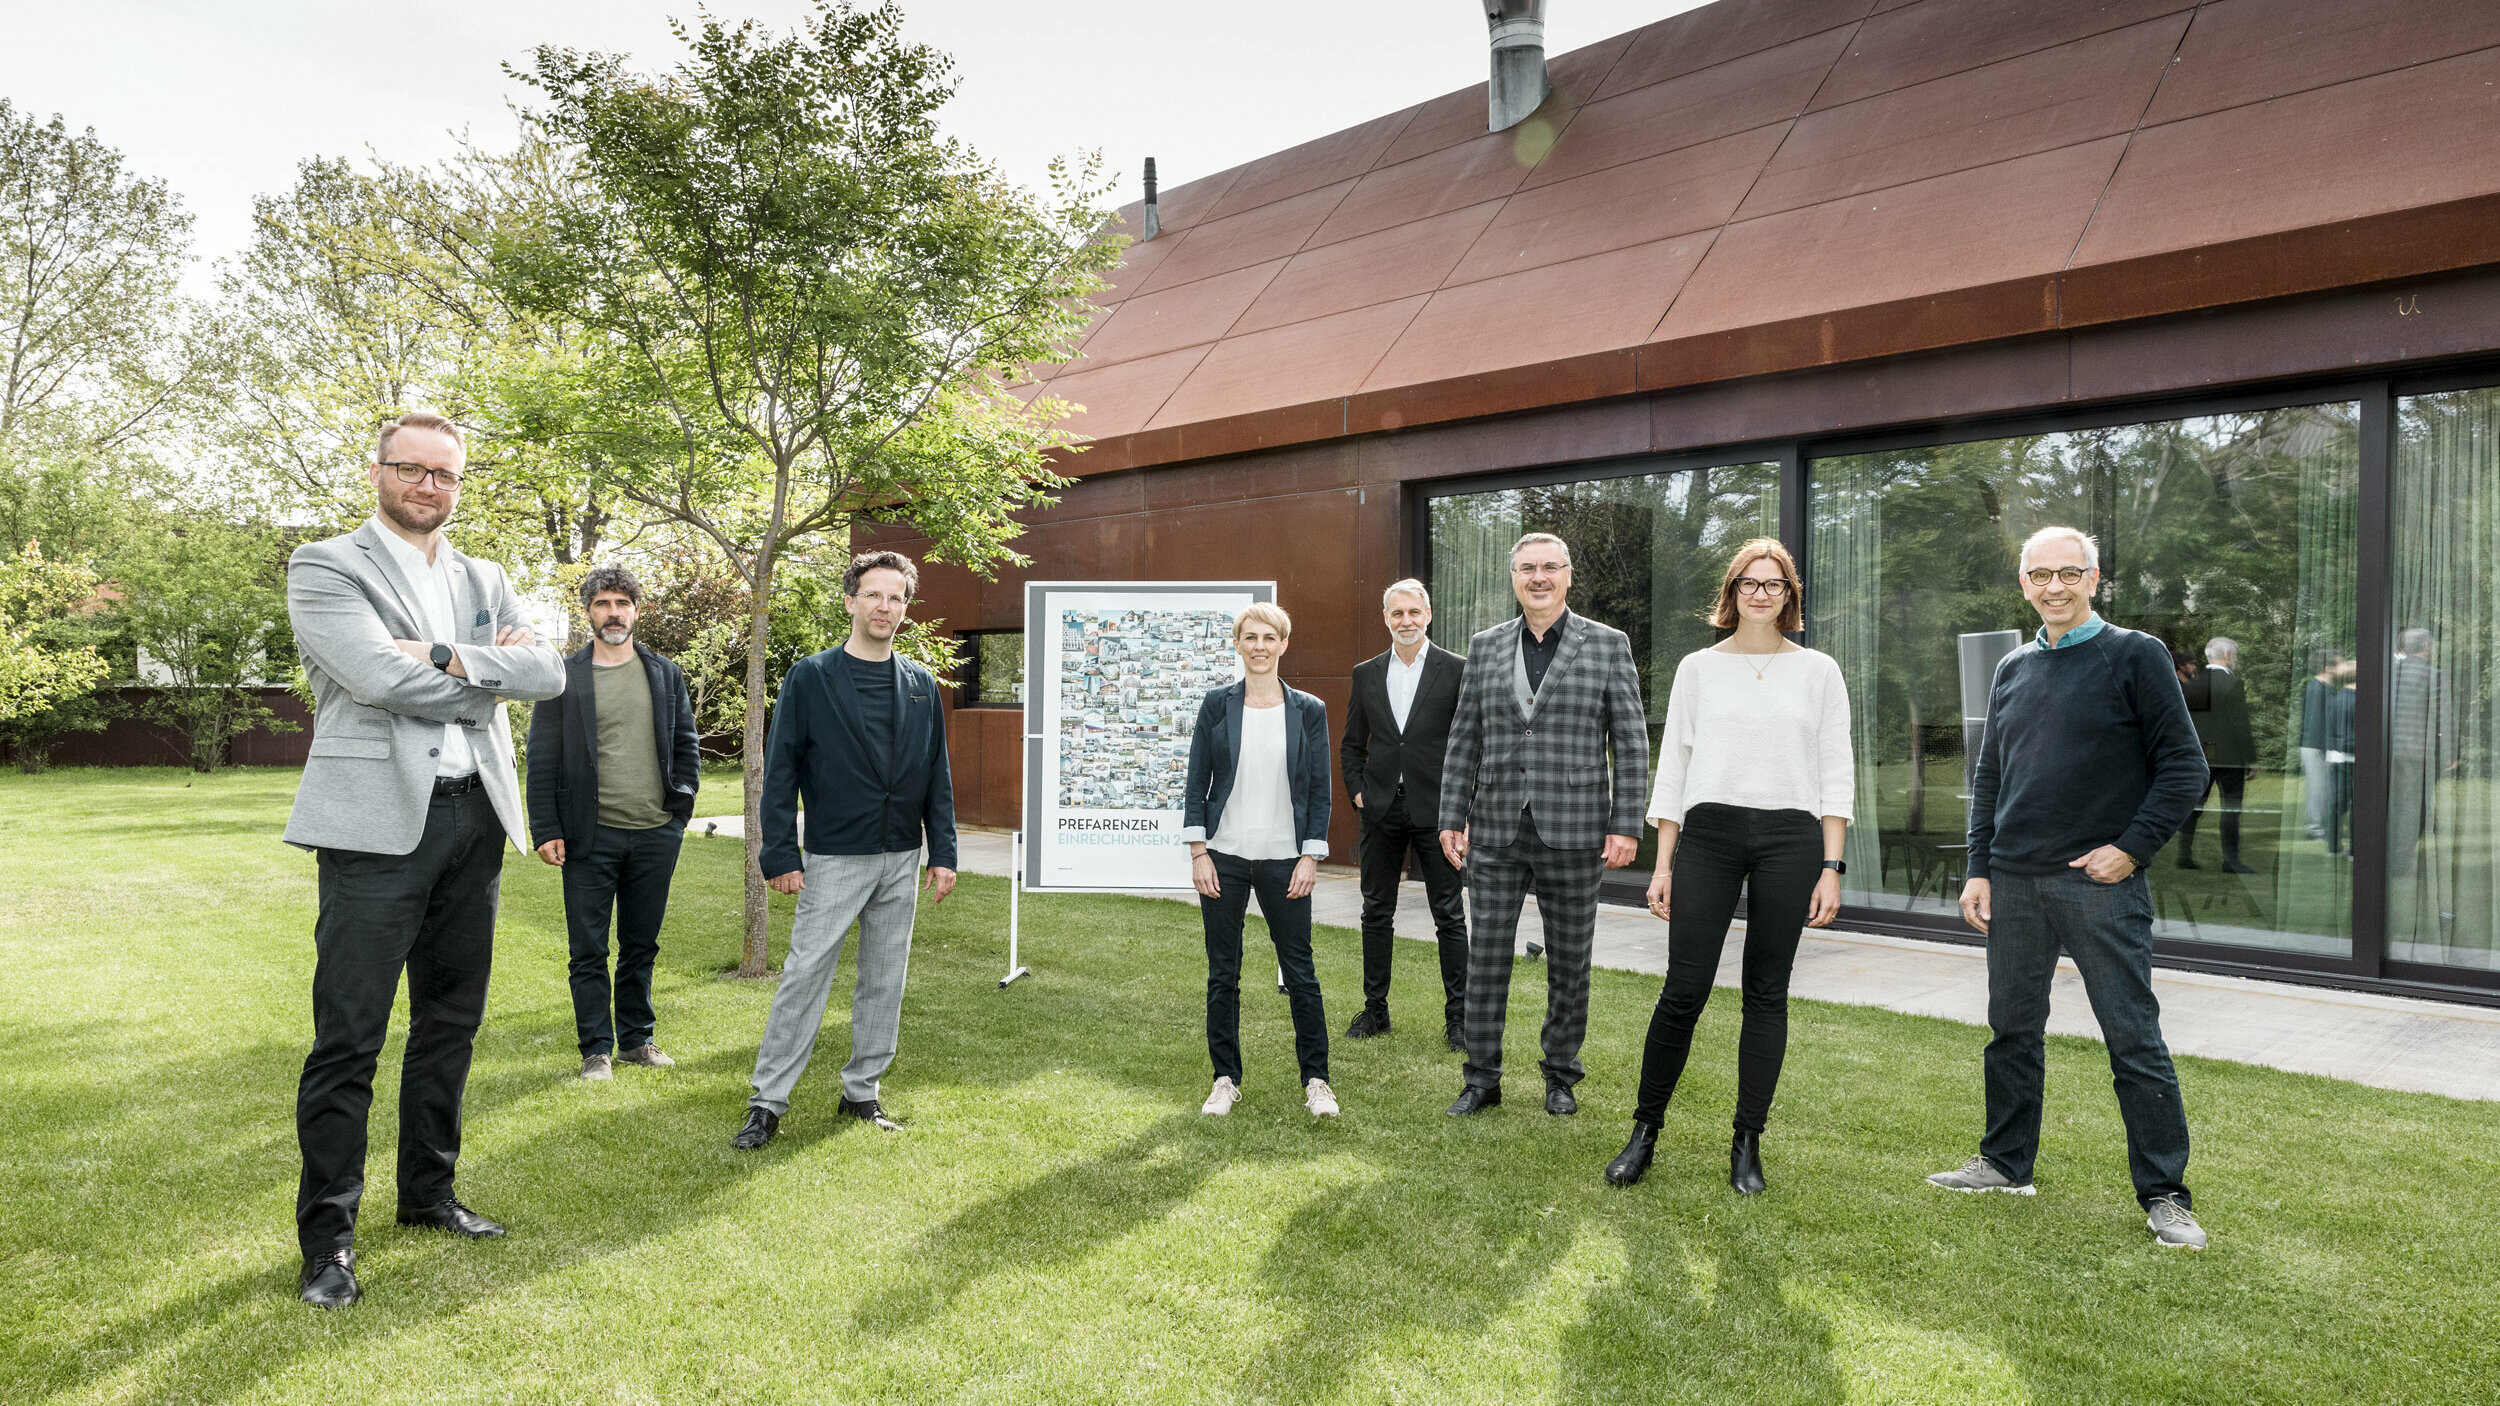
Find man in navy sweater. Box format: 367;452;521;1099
731;550;957;1149
1928;526;2212;1250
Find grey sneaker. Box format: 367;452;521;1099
1926;1154;2035;1195
2146;1194;2207;1249
579;1053;614;1081
617;1043;675;1068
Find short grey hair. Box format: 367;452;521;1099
2204;637;2238;664
1511;532;1571;567
1382;578;1430;609
2400;627;2435;655
2018;525;2099;571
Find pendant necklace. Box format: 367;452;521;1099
1741;651;1777;682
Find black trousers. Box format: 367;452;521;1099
297;785;503;1257
1200;851;1330;1085
562;820;685;1056
1355;788;1467;1025
2177;764;2249;861
1632;804;1821;1133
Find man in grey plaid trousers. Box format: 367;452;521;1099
1439;532;1650;1118
732;551;958;1149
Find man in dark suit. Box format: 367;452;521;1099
1340;578;1470;1050
2177;637;2257;873
1439;533;1650;1118
527;565;702;1081
732;550;957;1148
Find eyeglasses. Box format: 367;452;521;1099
2024;566;2091;587
1734;579;1791;598
1512;561;1570;576
382;462;465;491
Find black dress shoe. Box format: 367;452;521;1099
1730;1128;1767;1196
299;1248;360;1309
1546;1083;1579;1116
1445;1023;1466;1054
1345;1008;1390;1039
2174;852;2202;870
1446;1084;1502;1116
840;1096;903;1132
396;1198;506;1238
1604;1123;1659;1186
732;1107;780;1149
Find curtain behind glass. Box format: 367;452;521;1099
2391;388;2500;969
1807;454;1885;903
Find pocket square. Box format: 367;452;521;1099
474;609;491;627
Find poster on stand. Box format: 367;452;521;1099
1022;581;1274;892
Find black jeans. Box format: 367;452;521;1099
1356;788;1467;1024
2177;764;2249;862
1632;804;1821;1132
562;820;685;1056
297;785;503;1256
1982;867;2192;1208
1200;851;1329;1085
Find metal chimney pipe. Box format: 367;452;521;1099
1142;157;1161;240
1485;0;1550;132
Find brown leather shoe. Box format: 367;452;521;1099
617;1043;675;1068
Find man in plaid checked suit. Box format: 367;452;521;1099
1438;533;1650;1118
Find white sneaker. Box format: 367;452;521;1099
1305;1078;1340;1118
1202;1077;1241;1116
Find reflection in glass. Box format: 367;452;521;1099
1808;407;2360;957
1426;462;1780;870
2391;387;2500;969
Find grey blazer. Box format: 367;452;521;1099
1438;609;1650;850
283;520;567;855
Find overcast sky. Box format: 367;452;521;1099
0;0;1708;293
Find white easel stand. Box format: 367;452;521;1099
999;830;1031;988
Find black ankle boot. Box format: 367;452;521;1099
1605;1122;1660;1186
1730;1128;1766;1195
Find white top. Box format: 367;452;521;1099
1386;646;1427;733
1209;701;1298;860
371;518;476;778
1647;646;1853;825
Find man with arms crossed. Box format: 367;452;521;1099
527;565;702;1080
1439;534;1649;1118
1931;526;2212;1249
733;550;957;1148
285;412;567;1308
1340;579;1470;1050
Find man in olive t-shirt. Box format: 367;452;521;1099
525;566;702;1079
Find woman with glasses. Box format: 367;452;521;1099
1605;538;1852;1194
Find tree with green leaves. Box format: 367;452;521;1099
502;2;1115;974
0;539;109;735
114;519;294;771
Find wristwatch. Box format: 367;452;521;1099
430;643;454;672
1821;859;1846;874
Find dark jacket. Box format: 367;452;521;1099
526;642;700;848
759;646;957;879
1340;642;1466;823
2183;664;2257;768
1182;680;1332;858
1438;609;1650;849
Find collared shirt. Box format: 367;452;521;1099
1523;611;1567;693
2036;611;2107;651
1385;645;1427;734
371;517;476;777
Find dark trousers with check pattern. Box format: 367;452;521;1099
1461;808;1605;1092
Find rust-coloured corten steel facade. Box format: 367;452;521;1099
874;0;2500;1003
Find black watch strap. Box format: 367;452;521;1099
1821;859;1846;874
430;643;454;672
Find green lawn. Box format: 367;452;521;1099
4;769;2496;1405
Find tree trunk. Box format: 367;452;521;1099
736;547;778;977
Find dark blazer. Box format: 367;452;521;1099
1439;609;1650;850
2183;665;2257;768
526;642;700;848
1340;642;1466;822
759;646;957;879
1181;680;1333;858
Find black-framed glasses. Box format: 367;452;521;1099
382;461;465;491
2023;566;2091;586
1512;560;1570;575
1734;579;1791;597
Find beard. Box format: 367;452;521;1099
380;492;449;535
597;623;632;645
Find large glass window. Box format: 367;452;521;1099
1426;461;1779;868
2391;386;2500;970
1809;406;2360;958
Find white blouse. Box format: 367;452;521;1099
1209;701;1298;860
1647;647;1854;825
